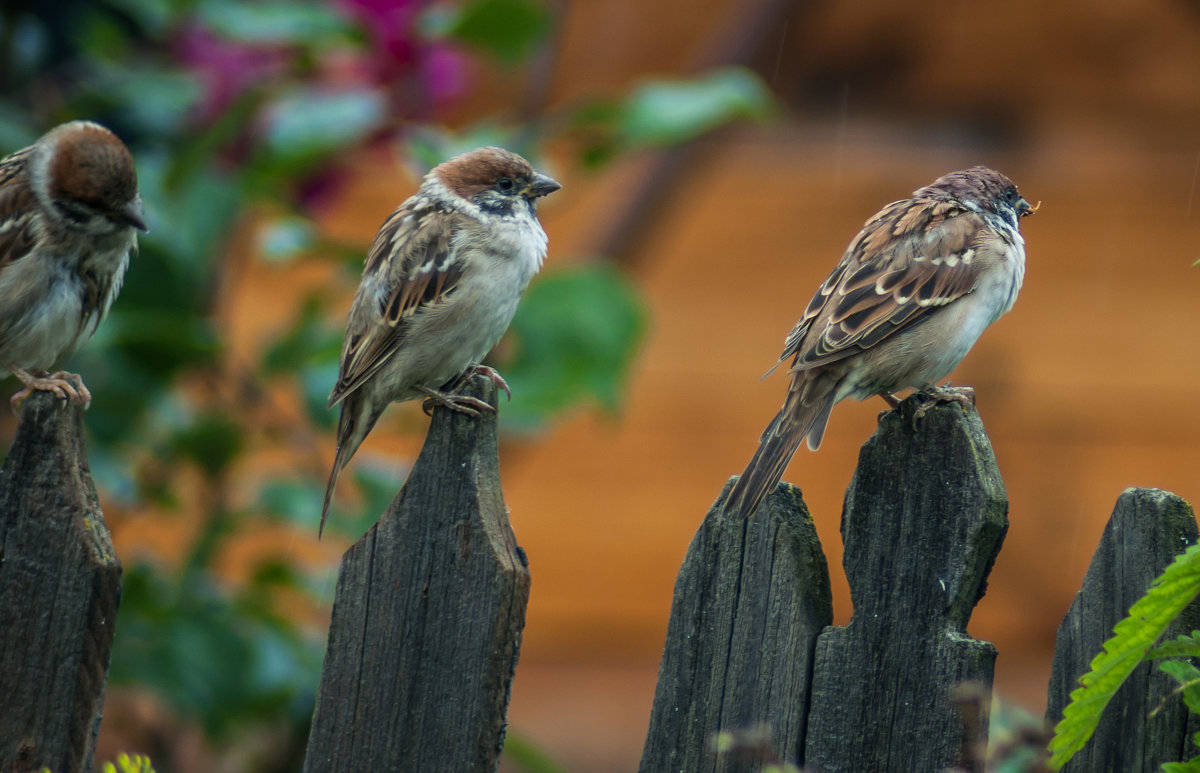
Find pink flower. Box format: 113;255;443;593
175;25;291;121
337;0;467;109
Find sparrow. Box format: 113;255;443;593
726;166;1035;520
320;146;561;535
0;120;147;410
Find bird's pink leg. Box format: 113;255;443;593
8;367;91;413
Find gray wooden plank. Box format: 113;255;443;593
303;375;529;773
639;480;832;772
0;392;122;773
1046;487;1200;772
805;395;1009;773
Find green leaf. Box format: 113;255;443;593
196;0;353;45
443;0;552;65
261;87;385;163
401;124;531;174
1159;659;1200;715
134;149;245;292
1049;542;1200;769
85;63;204;136
1162;760;1200;773
110;562;321;740
263;296;343;375
619;67;773;148
169;412;245;479
502;264;647;431
1147;631;1200;660
261;294;345;428
258;215;317;263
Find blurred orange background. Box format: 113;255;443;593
108;0;1200;770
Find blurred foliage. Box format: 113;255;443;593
708;725;802;773
39;754;157;773
501;733;572;773
0;0;773;769
505;264;648;431
102;754;158;773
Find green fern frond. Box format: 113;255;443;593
1158;660;1200;716
1161;760;1200;773
1049;542;1200;769
1147;632;1200;660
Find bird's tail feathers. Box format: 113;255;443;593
725;375;838;520
319;458;345;539
319;392;381;538
726;413;806;521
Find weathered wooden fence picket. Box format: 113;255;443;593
639;397;1199;773
0;392;122;773
302;376;530;771
1046;487;1200;773
1;383;1198;772
641;395;1008;772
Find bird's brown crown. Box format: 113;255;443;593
433;146;536;200
916;166;1019;204
45;122;139;213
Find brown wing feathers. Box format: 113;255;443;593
0;151;38;270
328;202;465;407
790;202;983;372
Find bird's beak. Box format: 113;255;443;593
1018;198;1039;218
523;173;561;200
122;198;150;233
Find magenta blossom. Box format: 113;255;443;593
338;0;468;110
175;25;292;122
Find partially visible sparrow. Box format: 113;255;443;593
321;146;560;534
0;120;147;410
726;166;1035;520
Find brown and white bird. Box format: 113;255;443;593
726;166;1034;520
320;146;560;534
0;120;147;410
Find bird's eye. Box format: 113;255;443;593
496;177;516;194
1003;187;1018;202
54;200;93;225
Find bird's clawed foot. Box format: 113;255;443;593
912;383;975;425
418;385;496;417
9;368;92;413
467;364;511;402
418;365;510;416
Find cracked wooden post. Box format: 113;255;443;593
303;375;530;772
0;391;122;773
639;481;832;772
805;396;1009;773
1046;488;1200;772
